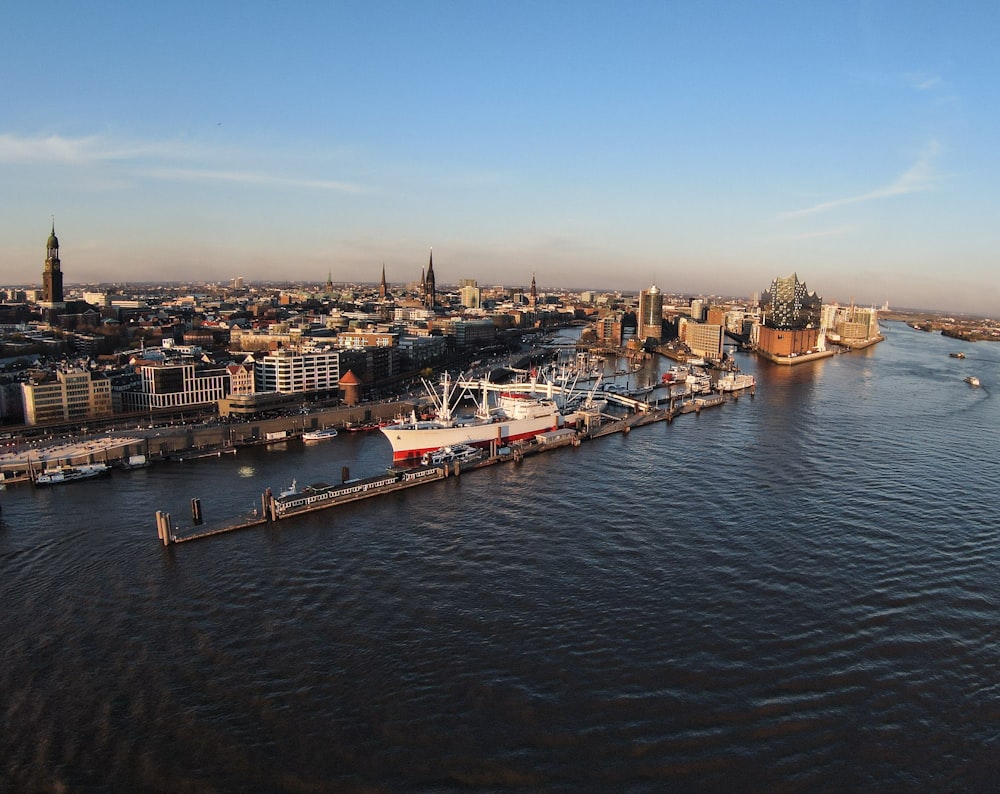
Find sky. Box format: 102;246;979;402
2;1;998;314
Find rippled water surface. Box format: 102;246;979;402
3;323;999;791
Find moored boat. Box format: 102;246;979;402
420;443;484;466
715;372;756;392
34;462;110;486
380;372;563;462
302;427;339;441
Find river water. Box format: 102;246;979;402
2;322;999;792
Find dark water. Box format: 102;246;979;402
3;323;999;792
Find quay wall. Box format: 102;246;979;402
0;401;414;478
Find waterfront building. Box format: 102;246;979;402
218;390;301;418
594;312;624;347
21;368;113;425
254;348;340;396
637;285;663;343
755;273;826;362
338;346;398;384
762;273;822;330
684;321;724;362
226;361;255;395
823;304;881;344
121;361;230;412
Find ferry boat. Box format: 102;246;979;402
34;463;110;486
380;372;562;462
964;375;981;387
715;372;756;392
302;427;339;442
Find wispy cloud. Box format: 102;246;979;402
0;132;367;194
138;166;367;194
0;132;200;164
776;225;857;241
0;133;109;164
777;140;941;220
913;74;943;91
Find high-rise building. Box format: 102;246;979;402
637;285;663;342
458;279;480;309
42;222;65;306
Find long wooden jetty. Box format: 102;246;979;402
156;383;753;547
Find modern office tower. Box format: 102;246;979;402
637;284;663;342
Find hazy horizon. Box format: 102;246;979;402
3;2;999;316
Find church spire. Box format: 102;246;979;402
423;247;436;309
379;263;388;299
43;220;64;305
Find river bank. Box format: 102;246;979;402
0;400;413;482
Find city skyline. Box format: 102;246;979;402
3;2;999;315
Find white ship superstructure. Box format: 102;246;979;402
380;373;562;461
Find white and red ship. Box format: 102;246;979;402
380;373;563;462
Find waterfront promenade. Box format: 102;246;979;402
0;400;413;481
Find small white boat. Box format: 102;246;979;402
421;443;483;466
302;427;339;441
964;375;981;387
34;463;110;486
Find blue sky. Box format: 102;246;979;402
2;1;998;314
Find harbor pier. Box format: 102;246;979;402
155;383;752;547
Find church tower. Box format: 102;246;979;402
423;248;436;309
42;221;65;306
379;263;388;300
529;273;538;309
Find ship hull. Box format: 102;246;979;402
380;415;559;461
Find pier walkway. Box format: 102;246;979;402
155;383;753;548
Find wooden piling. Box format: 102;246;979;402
191;498;203;525
156;510;172;546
